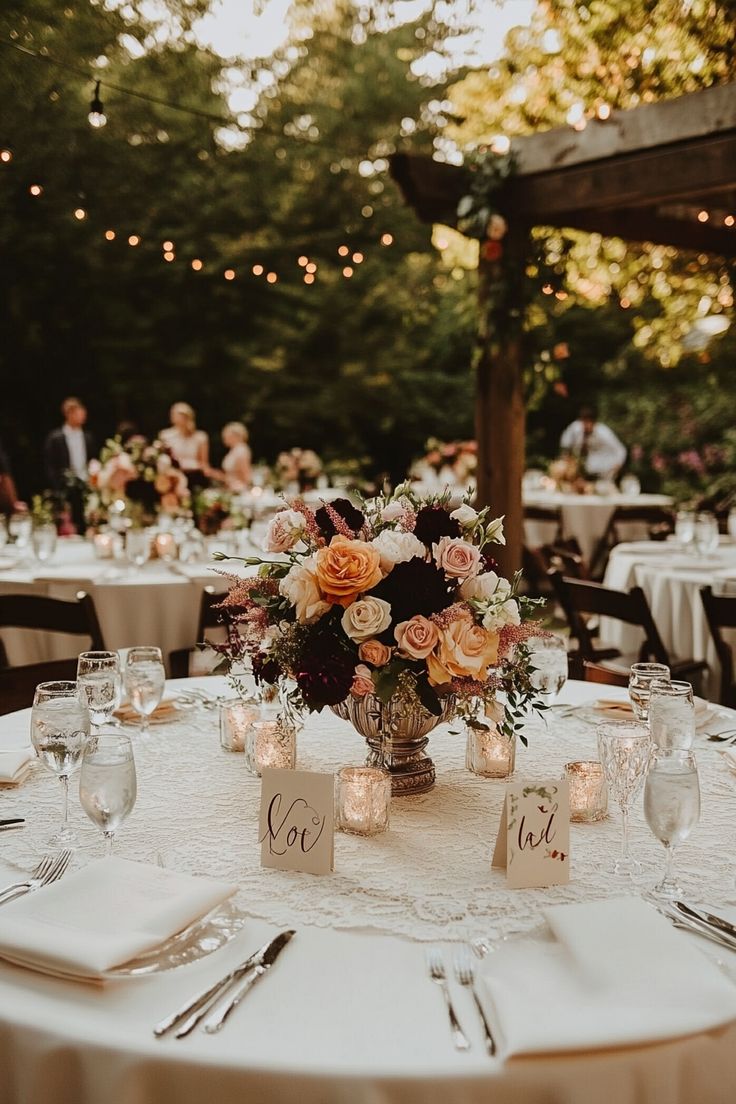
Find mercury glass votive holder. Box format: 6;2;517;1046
219;698;259;753
244;714;297;775
336;766;391;836
154;531;177;562
564;760;608;822
93;531;116;559
466;725;515;778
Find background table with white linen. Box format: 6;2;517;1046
1;678;736;1104
602;540;736;698
523;492;673;563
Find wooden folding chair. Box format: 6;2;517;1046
700;585;736;707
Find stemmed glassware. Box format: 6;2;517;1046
527;635;568;706
674;510;695;553
31;681;90;848
628;662;670;723
597;721;651;877
79;734;137;856
125;529;151;571
77;651;122;730
643;748;700;898
648;679;695;750
123;646;165;735
693;512;719;556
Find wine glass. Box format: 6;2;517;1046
643;748;700;899
123;646;165;736
648;679;695;750
32;523;57;563
674;510;695;554
628;662;670;723
125;528;150;571
597;721;651;877
79;733;137;856
31;681;90;848
77;651;121;730
693;512;719;556
527;635;568;706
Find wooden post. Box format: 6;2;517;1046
474;224;528;580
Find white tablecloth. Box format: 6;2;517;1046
1;678;735;1103
603;541;736;698
524;493;673;563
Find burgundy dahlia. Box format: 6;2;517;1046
314;498;365;540
369;556;453;624
413;505;460;547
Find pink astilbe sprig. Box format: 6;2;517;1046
430;603;471;629
498;620;548;660
215;573;280;618
397;505;417;532
290;498;323;545
322;502;355;539
450;675;500;699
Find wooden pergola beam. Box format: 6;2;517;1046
552;208;736;257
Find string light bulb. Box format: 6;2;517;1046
88;80;107;128
343;266;354;277
266;272;277;284
163;251;175;262
162;240;174;251
0;149;12;163
252;264;264;276
725;215;735;227
304;273;315;284
29;184;42;196
224;269;235;280
697;210;709;222
380;233;393;246
128;234;140;246
305;262;317;274
297;255;308;266
74;208;86;221
352;252;363;263
338;245;349;257
191;258;203;271
104;230;115;241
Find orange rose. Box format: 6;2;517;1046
314;535;382;608
358;639;393;666
426;612;499;686
350;664;374;698
394;616;440;659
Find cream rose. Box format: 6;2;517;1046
350;663;374;698
314;535;383;607
358;639;393;666
371;529;425;573
450;503;478;528
433;536;482;580
394;615;440;659
380;501;404;523
426;612;499;686
341;596;392;642
459;570;510;603
482;598;520;634
279;559;331;624
263;509;306;553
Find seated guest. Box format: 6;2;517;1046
560;405;626;480
208;422;252;492
160;402;209;488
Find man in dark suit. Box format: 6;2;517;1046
43;397;94;531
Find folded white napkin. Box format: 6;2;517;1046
476;897;736;1057
0;857;238;979
0;747;34;785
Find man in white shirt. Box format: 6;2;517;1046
559;405;626;479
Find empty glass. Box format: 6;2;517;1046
597;721;651;877
674;510;695;553
649;679;695;750
693;512;719;556
125;529;151;570
628;662;670;723
9;511;32;553
32;523;57;563
643;748;700;898
31;681;90;848
527;634;568;705
79;734;137;856
123;646;165;735
77;651;121;729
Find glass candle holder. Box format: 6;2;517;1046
93;531;116;559
245;714;296;775
219;699;259;752
466;724;515;778
564;761;608;822
154;531;177;562
335;766;391;836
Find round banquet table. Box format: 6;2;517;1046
523;492;673;564
602;540;736;699
1;678;736;1104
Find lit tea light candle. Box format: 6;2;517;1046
466;724;515;778
564;761;608;822
219;699;258;753
336;766;391;836
154;532;177;562
93;532;115;559
245;716;296;775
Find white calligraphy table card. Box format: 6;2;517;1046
259;768;334;875
492;780;570;889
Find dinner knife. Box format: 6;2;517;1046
154;931;293;1039
202;929;295;1034
673;902;736;949
675;901;736;943
0;819;25;831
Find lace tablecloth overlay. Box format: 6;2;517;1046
2;678;735;944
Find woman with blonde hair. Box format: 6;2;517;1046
209;421;252;492
160;402;209;486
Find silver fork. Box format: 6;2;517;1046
0;849;73;906
454;948;497;1056
426;948;471;1051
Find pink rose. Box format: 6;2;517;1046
432;536;482;580
394;615;440;659
263;509;306;553
350;663;374;698
358;639;393;666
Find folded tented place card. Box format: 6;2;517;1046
259;768;334;875
492;780;570;888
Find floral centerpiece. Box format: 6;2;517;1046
412;438;478;487
274;447;323;492
193;487;247;536
213;486;544;794
86;435;190;528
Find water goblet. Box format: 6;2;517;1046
79;734;137;856
674;510;695;554
32;523;58;563
597;721;651;877
9;511;32;550
628;662;670;723
648;679;695;750
527;634;568;705
643;748;700;899
123;646;165;736
77;651;121;730
125;528;150;571
31;681;90;848
693;512;719;556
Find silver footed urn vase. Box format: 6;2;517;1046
331;692;456;796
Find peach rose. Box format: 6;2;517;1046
350;663;374;698
394;615;440;659
426;612;499;686
358;639;393;666
314;535;382;607
263;509;305;554
432;536;482;580
280;559;331;624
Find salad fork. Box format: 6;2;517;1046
426;948;470;1051
454;949;497;1056
0;849;73;906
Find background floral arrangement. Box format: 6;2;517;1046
412;438;478;485
192;487;247;536
213;487;544;739
86;435;190;526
